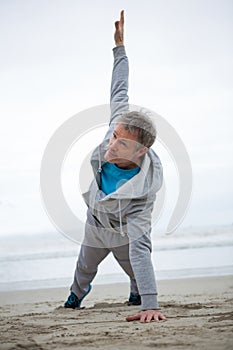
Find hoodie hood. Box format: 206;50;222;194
83;142;163;237
91;141;163;201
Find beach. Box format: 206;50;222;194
0;275;232;350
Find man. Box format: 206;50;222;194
64;10;166;323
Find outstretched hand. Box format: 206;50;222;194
114;10;124;46
126;309;167;323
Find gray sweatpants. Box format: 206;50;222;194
71;210;139;299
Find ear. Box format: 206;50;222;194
136;146;148;158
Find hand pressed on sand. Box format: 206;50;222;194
126;309;167;323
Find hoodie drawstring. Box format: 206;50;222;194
97;146;102;173
118;199;125;237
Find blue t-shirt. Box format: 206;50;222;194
100;162;140;195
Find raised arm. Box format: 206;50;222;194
110;10;129;124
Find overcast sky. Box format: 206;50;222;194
0;0;232;235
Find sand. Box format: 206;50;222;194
0;275;232;350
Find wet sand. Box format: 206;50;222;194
0;275;232;350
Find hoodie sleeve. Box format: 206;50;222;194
110;45;129;125
126;204;160;310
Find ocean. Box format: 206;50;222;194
0;225;232;292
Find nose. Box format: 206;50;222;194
109;139;118;152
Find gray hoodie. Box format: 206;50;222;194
83;45;163;310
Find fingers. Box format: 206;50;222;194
158;313;167;321
126;311;167;323
140;313;154;323
152;312;167;322
114;16;123;44
120;10;124;24
125;313;141;322
140;312;160;323
115;10;124;28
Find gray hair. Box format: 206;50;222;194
118;111;157;148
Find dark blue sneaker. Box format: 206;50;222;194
127;293;141;306
64;285;92;309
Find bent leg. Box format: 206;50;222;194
71;244;109;299
71;210;110;299
111;244;139;295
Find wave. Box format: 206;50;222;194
0;225;232;263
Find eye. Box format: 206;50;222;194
120;140;127;147
113;132;117;139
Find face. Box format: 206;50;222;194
104;123;147;169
